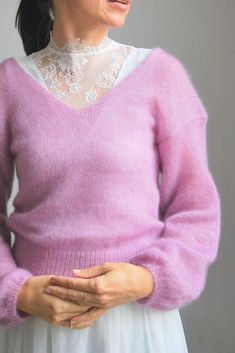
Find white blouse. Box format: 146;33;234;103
14;31;152;110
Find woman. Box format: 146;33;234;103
0;0;221;352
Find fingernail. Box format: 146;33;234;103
73;269;81;274
50;277;57;283
44;288;52;293
70;319;79;323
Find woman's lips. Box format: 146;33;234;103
107;0;130;11
108;0;130;3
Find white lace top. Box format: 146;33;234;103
14;30;152;110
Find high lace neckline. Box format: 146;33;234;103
47;30;114;55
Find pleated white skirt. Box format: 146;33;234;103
0;301;189;353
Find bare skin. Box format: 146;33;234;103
51;0;132;46
16;262;154;329
16;275;107;329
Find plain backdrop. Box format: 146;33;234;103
0;1;234;352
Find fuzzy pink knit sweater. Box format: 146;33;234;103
0;47;221;327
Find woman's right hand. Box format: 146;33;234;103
16;275;100;329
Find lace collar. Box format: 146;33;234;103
47;30;115;56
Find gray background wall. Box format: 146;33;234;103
0;1;234;352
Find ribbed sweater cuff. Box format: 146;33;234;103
129;259;205;311
129;260;161;307
0;268;33;327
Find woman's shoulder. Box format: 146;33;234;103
0;58;12;88
0;57;11;74
146;45;193;82
0;56;19;83
127;43;189;78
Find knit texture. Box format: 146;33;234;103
0;47;221;327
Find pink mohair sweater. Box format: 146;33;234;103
0;47;221;327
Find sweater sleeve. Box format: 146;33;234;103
0;61;34;327
129;51;221;311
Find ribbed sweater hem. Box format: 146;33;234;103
12;227;163;276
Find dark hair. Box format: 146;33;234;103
15;0;54;56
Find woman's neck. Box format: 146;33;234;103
47;30;114;55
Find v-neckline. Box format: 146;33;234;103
10;46;159;116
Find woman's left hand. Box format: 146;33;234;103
44;262;154;325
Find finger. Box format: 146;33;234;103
45;299;94;323
44;292;91;314
44;286;83;301
44;286;106;306
53;319;71;329
52;318;93;329
70;320;94;329
56;310;87;321
51;305;96;322
70;307;106;324
48;276;99;293
72;263;113;278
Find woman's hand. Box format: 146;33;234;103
16;275;103;329
43;262;154;326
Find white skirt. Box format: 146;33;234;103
0;302;189;353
